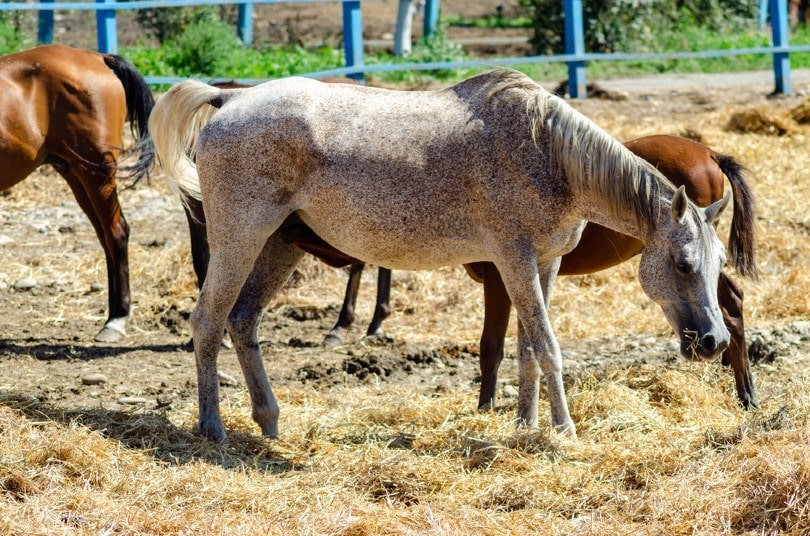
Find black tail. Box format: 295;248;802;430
104;54;155;186
715;153;758;280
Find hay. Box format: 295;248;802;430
726;108;798;135
789;96;810;124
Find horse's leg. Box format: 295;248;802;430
61;170;130;342
477;264;512;411
366;267;392;336
192;222;287;442
227;233;305;438
717;272;758;409
182;195;209;289
323;263;365;347
497;252;574;437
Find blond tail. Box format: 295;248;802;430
148;80;221;201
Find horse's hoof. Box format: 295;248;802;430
94;325;125;343
741;394;759;410
200;424;228;443
322;333;344;348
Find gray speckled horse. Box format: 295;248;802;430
149;69;731;442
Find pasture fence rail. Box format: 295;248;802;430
0;0;806;96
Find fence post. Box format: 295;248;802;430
342;0;364;81
423;0;439;38
238;3;254;45
770;0;791;94
563;0;586;98
96;0;118;54
37;0;54;44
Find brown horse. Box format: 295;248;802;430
0;45;155;342
291;135;760;410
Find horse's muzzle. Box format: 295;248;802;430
682;332;729;360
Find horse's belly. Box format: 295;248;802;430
297;206;488;270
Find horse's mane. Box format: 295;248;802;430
473;69;680;233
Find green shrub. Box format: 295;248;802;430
164;19;247;77
518;0;760;54
134;3;232;44
0;16;31;54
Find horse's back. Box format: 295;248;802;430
624;135;724;206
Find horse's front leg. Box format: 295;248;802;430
181;195;210;289
497;253;575;438
717;271;758;408
227;233;305;438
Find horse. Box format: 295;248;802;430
149;69;731;442
0;44;155;342
318;135;759;410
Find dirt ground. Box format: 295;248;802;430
1;76;809;429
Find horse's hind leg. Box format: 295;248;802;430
61;168;130;342
717;272;758;409
366;267;392;336
191;228;288;442
226;233;305;438
323;263;365;347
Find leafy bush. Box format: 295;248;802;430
0;15;31;55
134;4;234;44
164;19;247;76
518;0;760;54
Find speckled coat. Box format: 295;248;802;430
149;69;731;443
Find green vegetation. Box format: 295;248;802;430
1;2;810;85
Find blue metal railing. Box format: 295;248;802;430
0;0;803;97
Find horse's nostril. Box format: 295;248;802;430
700;334;717;355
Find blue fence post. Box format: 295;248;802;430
238;3;254;45
563;0;586;98
770;0;791;94
423;0;439;38
37;0;54;44
342;1;364;81
96;0;118;54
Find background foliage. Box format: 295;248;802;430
518;0;761;54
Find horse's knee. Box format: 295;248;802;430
227;307;261;345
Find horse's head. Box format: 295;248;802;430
638;186;732;360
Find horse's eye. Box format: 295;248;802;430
676;261;693;275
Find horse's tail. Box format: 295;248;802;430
715;153;759;280
149;80;223;201
103;54;156;186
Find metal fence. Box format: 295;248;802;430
0;0;807;97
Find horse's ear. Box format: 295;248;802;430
671;186;689;223
704;190;732;224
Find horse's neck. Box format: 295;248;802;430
573;171;670;244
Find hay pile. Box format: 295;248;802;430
1;356;808;534
726;94;810;135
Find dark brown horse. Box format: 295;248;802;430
0;45;154;342
182;131;758;410
291;135;760;410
